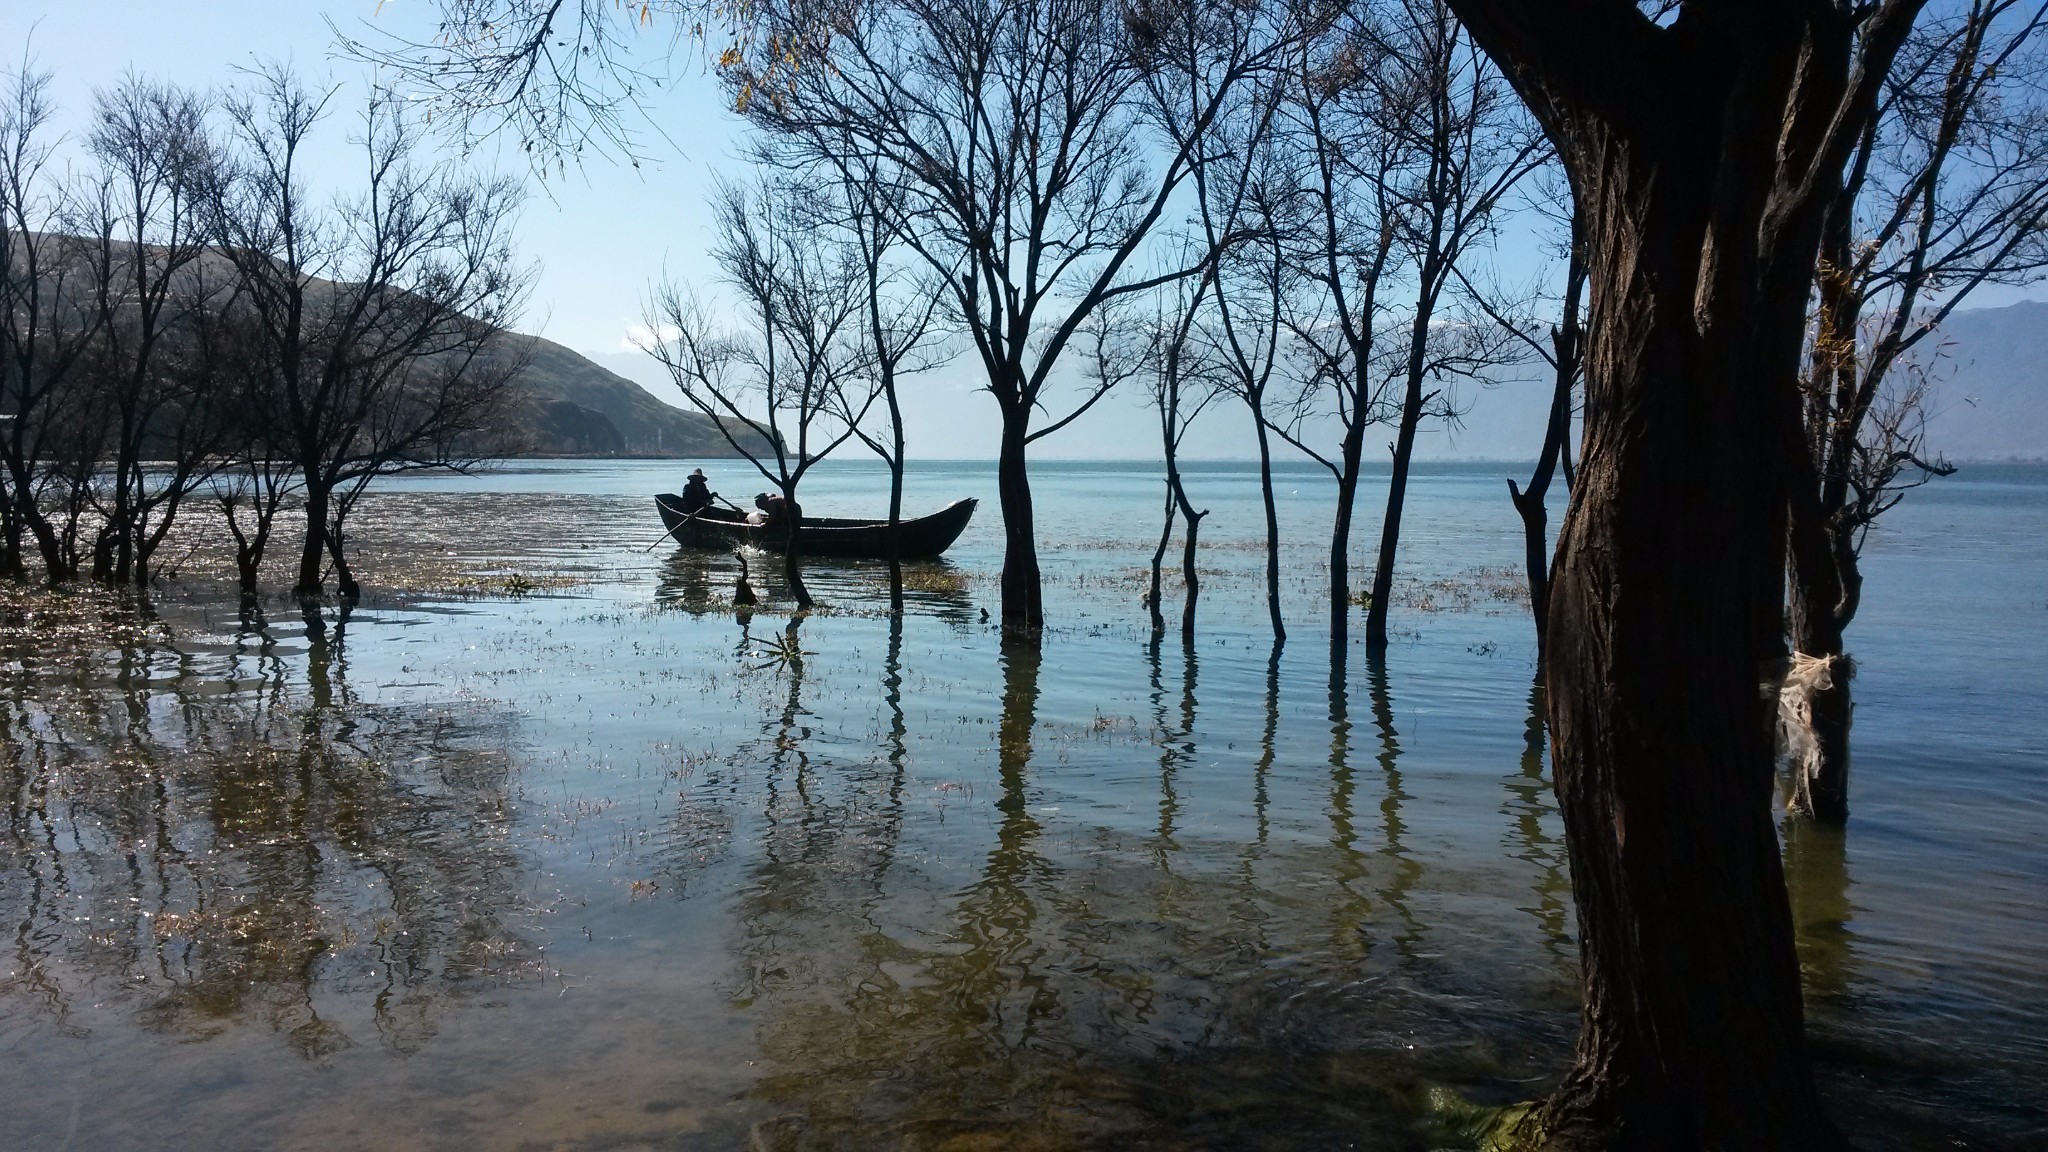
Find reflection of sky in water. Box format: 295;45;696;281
3;461;2044;1150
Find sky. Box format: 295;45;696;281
15;2;2042;461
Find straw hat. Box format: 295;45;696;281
689;468;706;479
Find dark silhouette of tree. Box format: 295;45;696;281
1786;0;2048;822
1362;0;1543;650
209;65;529;600
0;60;106;582
1443;0;1924;1145
642;176;879;611
1266;8;1405;650
1134;280;1220;642
732;0;1300;638
833;165;951;609
79;74;233;587
1189;67;1294;645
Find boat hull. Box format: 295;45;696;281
653;495;977;559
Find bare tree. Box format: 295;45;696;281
642;176;878;611
732;0;1299;638
1136;280;1221;642
1176;10;1298;645
0;59;107;582
1444;1;1925;1144
1265;7;1405;651
210;65;529;600
1785;0;2048;822
1362;0;1544;650
207;299;300;601
1458;174;1586;661
834;164;951;608
79;74;232;586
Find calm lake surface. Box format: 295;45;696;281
3;458;2044;1150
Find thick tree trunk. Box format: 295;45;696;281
995;408;1042;639
8;466;70;583
1527;147;1842;1151
1442;5;1913;1145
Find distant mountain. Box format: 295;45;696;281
502;334;758;458
1918;301;2048;462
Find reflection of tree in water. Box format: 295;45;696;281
694;634;1554;1148
1504;679;1572;961
0;597;541;1060
1364;653;1423;958
1781;818;1856;1002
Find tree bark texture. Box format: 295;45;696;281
1446;3;1920;1147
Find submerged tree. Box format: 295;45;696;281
732;0;1300;639
834;165;950;609
80;74;232;587
1786;0;2048;823
1183;23;1296;645
1472;187;1586;661
210;65;528;599
1444;0;1924;1145
643;176;877;611
1362;0;1543;650
1267;5;1405;650
1133;281;1219;642
0;61;106;582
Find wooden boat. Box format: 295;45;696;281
653;494;978;559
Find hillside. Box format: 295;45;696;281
502;335;758;458
1917;301;2048;461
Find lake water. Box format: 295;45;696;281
2;458;2043;1150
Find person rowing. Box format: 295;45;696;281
679;468;717;515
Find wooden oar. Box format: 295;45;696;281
644;502;710;552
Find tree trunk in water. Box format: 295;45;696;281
1440;5;1911;1144
1367;302;1440;651
1512;239;1586;665
783;497;812;611
1254;418;1285;644
1525;158;1842;1152
886;395;905;616
996;409;1042;639
1178;504;1205;643
326;513;360;600
1147;490;1173;638
1785;551;1853;823
1329;465;1359;650
296;484;329;598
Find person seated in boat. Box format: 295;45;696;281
753;491;791;531
679;468;716;515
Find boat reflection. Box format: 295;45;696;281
656;549;978;626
